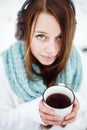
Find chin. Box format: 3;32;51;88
40;61;54;66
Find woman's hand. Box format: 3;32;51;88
39;100;62;125
61;97;79;126
39;97;79;126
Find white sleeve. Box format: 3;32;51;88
75;92;87;118
0;96;45;129
0;56;45;129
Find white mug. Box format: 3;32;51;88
43;84;75;119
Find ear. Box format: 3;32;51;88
15;11;26;40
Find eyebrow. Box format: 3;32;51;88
34;31;48;34
34;31;62;36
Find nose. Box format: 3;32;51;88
44;41;58;55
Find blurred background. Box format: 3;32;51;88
0;0;87;130
0;0;87;52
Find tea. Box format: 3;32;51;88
46;93;71;108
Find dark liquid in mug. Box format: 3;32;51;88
46;93;71;108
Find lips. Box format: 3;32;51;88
42;55;56;62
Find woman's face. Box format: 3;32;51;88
30;12;62;65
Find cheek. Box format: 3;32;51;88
56;44;61;56
58;43;62;51
30;41;41;55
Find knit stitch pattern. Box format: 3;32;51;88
2;41;82;101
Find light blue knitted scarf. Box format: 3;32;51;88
2;41;82;101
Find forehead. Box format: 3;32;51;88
32;12;61;35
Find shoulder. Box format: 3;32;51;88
66;45;83;75
2;40;24;53
68;45;82;66
8;40;24;52
0;55;10;98
70;46;82;59
0;55;23;105
0;55;9;88
1;40;25;66
0;55;5;72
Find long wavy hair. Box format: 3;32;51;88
15;0;76;87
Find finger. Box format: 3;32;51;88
73;98;79;111
42;118;62;125
40;112;62;122
64;109;76;120
61;117;76;126
64;98;79;120
39;100;54;115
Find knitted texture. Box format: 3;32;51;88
2;41;82;101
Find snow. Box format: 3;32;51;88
0;0;87;130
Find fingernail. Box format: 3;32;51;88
62;125;66;127
61;122;66;126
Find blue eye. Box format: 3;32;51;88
36;34;45;40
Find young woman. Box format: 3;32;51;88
0;0;83;130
